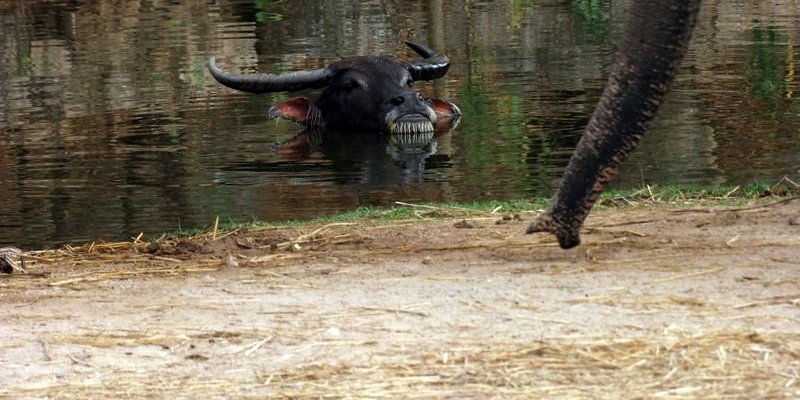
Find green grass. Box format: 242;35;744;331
163;181;798;240
599;180;796;205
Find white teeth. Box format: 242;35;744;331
391;130;434;145
392;120;434;135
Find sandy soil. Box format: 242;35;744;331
1;199;799;399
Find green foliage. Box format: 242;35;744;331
508;0;534;29
457;64;495;180
254;0;285;23
572;0;608;44
18;52;34;77
747;26;789;113
456;53;533;195
183;55;210;90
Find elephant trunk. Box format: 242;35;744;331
527;0;703;249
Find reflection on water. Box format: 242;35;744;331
0;0;798;248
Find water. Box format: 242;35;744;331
1;0;798;249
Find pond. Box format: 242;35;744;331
1;0;798;248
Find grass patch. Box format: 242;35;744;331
598;179;798;207
163;180;799;240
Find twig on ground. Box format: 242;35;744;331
651;267;726;284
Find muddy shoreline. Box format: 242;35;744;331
2;199;799;398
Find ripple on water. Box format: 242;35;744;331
0;0;798;248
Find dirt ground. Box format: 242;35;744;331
1;198;799;399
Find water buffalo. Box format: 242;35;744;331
207;42;460;134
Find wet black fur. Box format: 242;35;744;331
315;56;432;132
208;42;449;133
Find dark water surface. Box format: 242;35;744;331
1;1;798;248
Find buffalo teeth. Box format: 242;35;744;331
391;130;434;145
393;121;434;134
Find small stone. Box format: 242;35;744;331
145;242;161;254
0;257;13;274
226;255;239;268
0;248;21;274
789;216;800;226
236;238;255;249
454;219;475;229
185;354;209;361
325;327;341;337
175;240;202;254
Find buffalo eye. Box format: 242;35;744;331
343;79;361;90
406;78;414;87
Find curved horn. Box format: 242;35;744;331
404;41;450;81
207;57;333;93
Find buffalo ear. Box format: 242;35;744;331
268;97;323;127
427;98;462;130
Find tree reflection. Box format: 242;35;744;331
0;0;798;247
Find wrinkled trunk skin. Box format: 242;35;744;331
527;0;702;249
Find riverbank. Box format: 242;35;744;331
2;185;799;398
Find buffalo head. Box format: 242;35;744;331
208;42;460;134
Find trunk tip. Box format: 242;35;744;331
526;212;581;249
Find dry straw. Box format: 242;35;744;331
2;190;798;398
3;330;798;398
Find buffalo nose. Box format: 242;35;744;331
391;96;405;106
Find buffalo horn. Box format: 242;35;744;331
207;57;333;93
404;41;450;81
